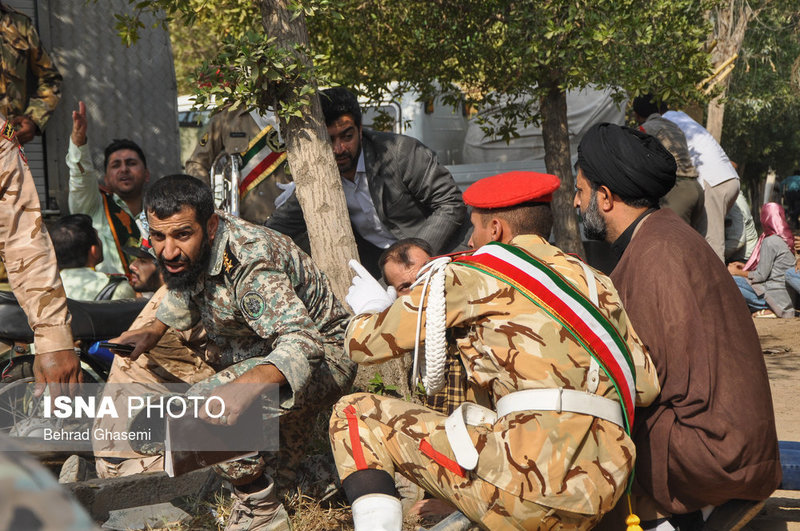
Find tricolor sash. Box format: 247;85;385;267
454;242;636;434
238;125;287;199
101;191;141;275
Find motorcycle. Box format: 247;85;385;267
0;291;145;434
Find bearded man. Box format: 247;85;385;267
574;123;781;531
112;174;357;531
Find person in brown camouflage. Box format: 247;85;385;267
0;2;62;144
330;171;660;530
0;112;80;394
0;112;92;527
112;174;357;531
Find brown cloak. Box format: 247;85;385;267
610;208;781;514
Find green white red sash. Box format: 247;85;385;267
454;242;636;434
238;125;287;198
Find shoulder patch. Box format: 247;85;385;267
199;132;209;146
241;291;266;320
1;121;16;142
222;243;239;280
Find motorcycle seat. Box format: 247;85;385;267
0;291;147;343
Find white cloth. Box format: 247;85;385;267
662;111;739;188
342;152;397;249
346;260;397;314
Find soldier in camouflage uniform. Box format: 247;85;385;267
0;2;62;144
331;171;661;530
185;105;293;224
0;112;81;393
114;174;356;531
0;113;91;526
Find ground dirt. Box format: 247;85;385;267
746;318;800;531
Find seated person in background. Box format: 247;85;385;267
50;214;135;301
786;236;800;298
67;101;148;275
729;202;796;318
267;87;469;277
123;243;162;297
724;191;759;263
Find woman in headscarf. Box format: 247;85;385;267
728;202;795;318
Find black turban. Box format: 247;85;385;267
577;123;677;201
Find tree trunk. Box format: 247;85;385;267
540;76;584;257
258;0;358;302
258;0;410;398
706;0;756;141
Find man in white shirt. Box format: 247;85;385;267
663;110;740;260
66;101;149;275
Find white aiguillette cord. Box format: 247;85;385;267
409;256;451;396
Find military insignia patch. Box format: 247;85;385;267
241;291;265;320
1;121;16;141
223;244;239;281
199;132;209;146
266;128;285;152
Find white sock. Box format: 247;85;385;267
351;493;403;531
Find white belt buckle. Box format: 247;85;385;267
555;388;563;413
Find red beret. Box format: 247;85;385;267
463;171;561;208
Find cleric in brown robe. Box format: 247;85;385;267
574;123;781;530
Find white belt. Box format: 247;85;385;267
444;388;624;471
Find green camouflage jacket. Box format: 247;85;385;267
156;212;354;409
0;5;62;131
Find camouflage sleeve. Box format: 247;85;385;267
66;139;102;216
0;121;72;353
234;262;325;406
184;112;226;185
20;16;61;132
155;289;202;331
0;434;97;530
346;266;476;364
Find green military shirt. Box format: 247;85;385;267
0;5;62;131
156;212;354;408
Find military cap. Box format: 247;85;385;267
463;171;561;208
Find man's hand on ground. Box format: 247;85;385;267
71;101;88;146
33;349;82;398
10;115;36;144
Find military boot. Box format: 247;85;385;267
226;475;292;531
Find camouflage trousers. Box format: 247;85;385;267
329;393;595;531
96;293;355;486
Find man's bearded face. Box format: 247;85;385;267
582;189;608;241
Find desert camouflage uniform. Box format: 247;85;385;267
93;285;215;476
0;6;62;132
0;113;72;354
330;235;660;529
156;212;357;484
185;107;292;224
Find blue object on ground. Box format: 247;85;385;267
780;440;800;490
